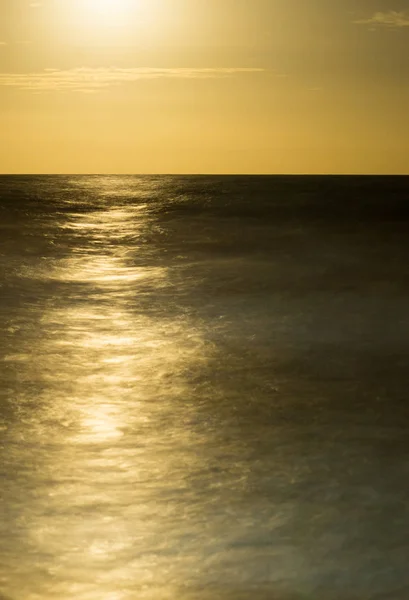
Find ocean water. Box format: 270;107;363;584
1;175;409;600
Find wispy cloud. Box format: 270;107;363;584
0;40;31;46
354;10;409;28
0;66;265;93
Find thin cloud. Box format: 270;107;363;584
354;10;409;28
0;66;265;93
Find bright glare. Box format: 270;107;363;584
59;0;159;31
55;0;170;46
75;0;136;26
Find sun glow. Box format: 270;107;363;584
56;0;166;43
76;0;136;25
62;0;143;29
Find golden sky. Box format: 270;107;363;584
1;0;409;173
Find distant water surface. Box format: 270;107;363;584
1;175;409;600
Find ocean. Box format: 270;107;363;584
1;175;409;600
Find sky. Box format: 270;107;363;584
1;0;409;174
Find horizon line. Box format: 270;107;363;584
1;172;409;177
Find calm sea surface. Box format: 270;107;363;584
1;175;409;600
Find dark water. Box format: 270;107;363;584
1;175;409;600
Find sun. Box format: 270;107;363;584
77;0;135;25
60;0;154;31
56;0;167;46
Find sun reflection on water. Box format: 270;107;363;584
78;403;124;444
2;183;218;600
